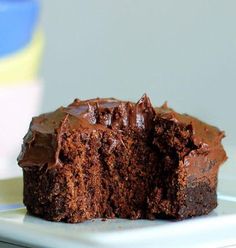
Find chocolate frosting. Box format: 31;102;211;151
18;94;155;167
155;103;225;147
18;94;226;169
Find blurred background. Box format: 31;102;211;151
41;0;235;144
0;0;235;178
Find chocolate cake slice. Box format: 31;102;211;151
18;95;227;223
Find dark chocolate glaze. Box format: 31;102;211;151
18;94;155;167
155;102;225;148
18;95;227;172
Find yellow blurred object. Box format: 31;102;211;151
0;31;44;85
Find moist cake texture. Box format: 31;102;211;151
18;95;227;222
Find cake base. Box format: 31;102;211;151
23;167;218;223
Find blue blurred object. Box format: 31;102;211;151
0;0;39;57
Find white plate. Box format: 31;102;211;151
0;146;236;248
